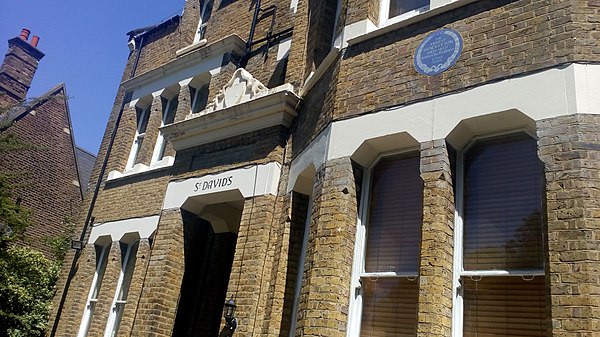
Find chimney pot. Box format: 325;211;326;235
31;36;40;48
19;28;31;41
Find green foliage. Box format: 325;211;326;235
0;247;59;337
45;219;76;262
0;100;63;336
0;120;30;249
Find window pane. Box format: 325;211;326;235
118;241;139;301
360;278;418;337
365;154;422;273
389;0;429;18
192;85;209;113
137;107;150;134
463;276;549;336
164;96;178;125
91;244;110;299
463;134;544;271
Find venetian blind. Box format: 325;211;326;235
463;276;548;336
364;154;423;273
463;134;544;271
360;153;422;336
360;278;418;337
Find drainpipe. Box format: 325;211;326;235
49;34;145;337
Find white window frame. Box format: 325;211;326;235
347;149;420;337
379;0;430;27
77;244;111;337
450;131;545;337
126;106;150;170
190;84;209;114
193;0;213;43
151;96;177;164
104;240;140;337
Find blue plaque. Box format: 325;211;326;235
414;28;463;76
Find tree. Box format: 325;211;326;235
0;99;62;336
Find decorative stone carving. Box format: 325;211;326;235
202;68;268;115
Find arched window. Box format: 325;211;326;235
349;152;423;337
77;243;111;337
453;132;548;336
126;105;150;169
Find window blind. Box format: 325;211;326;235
463;276;548;336
360;278;418;337
365;154;422;273
360;153;422;336
463;135;544;271
461;133;548;336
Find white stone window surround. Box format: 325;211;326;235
125;104;151;170
108;35;246;181
346;148;421;337
380;0;430;26
450;130;545;337
332;0;478;49
151;88;179;165
288;63;600;193
104;239;140;337
190;82;210;114
193;0;214;44
88;216;159;244
77;243;111;337
161;68;300;150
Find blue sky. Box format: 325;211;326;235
1;1;185;154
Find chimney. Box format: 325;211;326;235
19;28;31;41
0;29;45;106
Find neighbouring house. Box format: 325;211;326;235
0;29;96;258
50;1;600;336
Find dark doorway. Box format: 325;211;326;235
172;210;237;337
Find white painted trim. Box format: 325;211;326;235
287;126;330;193
379;0;430;27
77;244;110;337
107;156;175;181
334;19;378;49
163;162;281;210
277;38;292;61
162;84;299;150
88;216;160;244
300;46;340;96
290;65;600;191
104;241;139;337
123;35;246;102
290;0;298;13
348;0;479;46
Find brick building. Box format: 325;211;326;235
51;0;600;336
0;29;95;257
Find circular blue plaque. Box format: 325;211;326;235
414;28;463;76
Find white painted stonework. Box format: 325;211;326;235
288;63;600;193
201;68;268;115
88;215;160;243
163;162;281;210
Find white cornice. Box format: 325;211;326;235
121;34;246;91
162;84;300;150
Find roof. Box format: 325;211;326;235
0;82;93;196
126;15;181;40
1;82;67;126
75;146;96;192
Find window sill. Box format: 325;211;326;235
107;156;174;181
175;39;208;57
346;0;478;47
